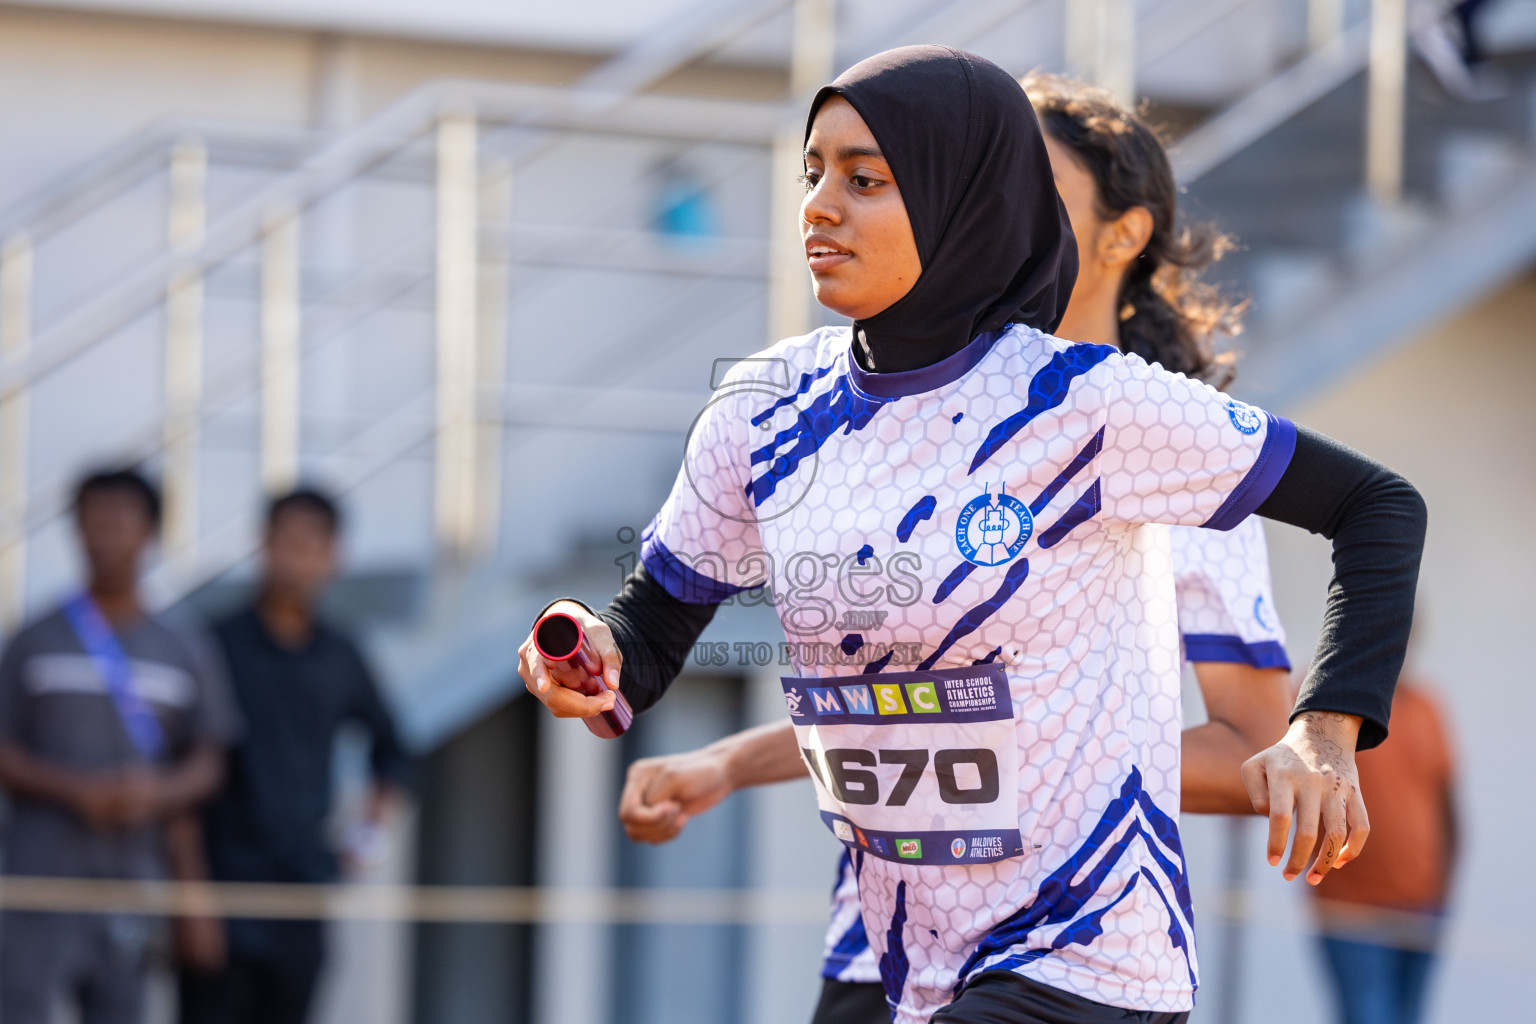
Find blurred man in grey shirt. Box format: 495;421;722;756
0;468;240;1024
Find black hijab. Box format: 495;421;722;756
806;45;1077;373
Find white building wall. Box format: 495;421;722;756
3;0;1319;108
0;7;315;200
7;0;703;52
0;11;770;1024
0;2;778;611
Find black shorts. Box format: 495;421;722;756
929;971;1190;1024
810;979;889;1024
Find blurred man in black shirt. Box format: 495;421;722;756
179;488;409;1024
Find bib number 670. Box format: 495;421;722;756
804;747;1000;806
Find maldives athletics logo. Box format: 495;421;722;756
956;486;1033;566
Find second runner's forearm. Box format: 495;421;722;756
710;722;808;791
1183;662;1292;814
1181;721;1262;814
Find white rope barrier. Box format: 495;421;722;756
0;875;1528;966
0;876;832;926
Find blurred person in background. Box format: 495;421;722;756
0;468;239;1024
1310;648;1458;1024
177;487;409;1024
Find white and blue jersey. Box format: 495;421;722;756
641;324;1296;1020
820;515;1290;989
1171;519;1290;671
823;847;875;982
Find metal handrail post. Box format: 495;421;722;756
1103;0;1136;108
0;235;31;629
1366;0;1407;204
767;0;835;346
260;207;302;495
1066;0;1137;107
163;138;207;561
1309;0;1346;53
474;160;512;560
434;110;479;557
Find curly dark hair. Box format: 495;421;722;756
1022;72;1242;386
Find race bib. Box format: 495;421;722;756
782;664;1024;866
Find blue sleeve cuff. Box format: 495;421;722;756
1183;633;1292;671
1202;413;1297;531
640;527;745;606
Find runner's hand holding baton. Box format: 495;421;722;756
519;603;632;738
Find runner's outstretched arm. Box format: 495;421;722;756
1247;426;1427;884
619;722;805;843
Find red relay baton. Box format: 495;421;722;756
533;611;633;739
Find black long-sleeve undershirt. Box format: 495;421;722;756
1254;426;1426;750
591;569;718;715
589;426;1425;750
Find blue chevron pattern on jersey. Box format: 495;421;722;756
880;880;911;1010
968;343;1116;474
896;495;938;542
917;558;1031;670
1029;426;1105;517
1038;478;1103;549
933;561;978;603
751;362;837;426
953;768;1195;995
748;375;889;505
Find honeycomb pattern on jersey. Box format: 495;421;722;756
645;325;1282;1018
824;518;1289;990
1172;516;1288;650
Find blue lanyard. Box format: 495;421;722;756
61;593;166;761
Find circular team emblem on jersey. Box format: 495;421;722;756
951;837;967;859
1226;399;1262;435
955;489;1033;566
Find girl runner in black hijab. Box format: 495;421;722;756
520;46;1425;1024
813;45;1078;372
610;70;1297;1024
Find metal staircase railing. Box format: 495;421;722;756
1172;20;1373;182
0;118;316;246
0;82;786;617
0;0;808;628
